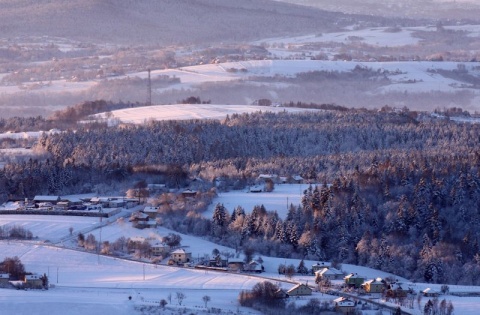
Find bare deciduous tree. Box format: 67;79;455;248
176;292;186;305
202;295;211;308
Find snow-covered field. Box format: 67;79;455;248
205;184;311;219
94;104;321;125
0;215;100;243
88;57;480;123
2;24;480;110
0;187;479;315
1;208;480;314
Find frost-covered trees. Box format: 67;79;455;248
0;256;25;280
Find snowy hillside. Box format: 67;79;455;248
0;0;344;45
1;217;480;314
93;104;321;125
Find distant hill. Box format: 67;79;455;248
275;0;480;20
0;0;351;45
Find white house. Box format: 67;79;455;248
334;297;356;314
287;283;312;296
170;248;192;264
315;267;344;280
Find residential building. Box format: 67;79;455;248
208;255;228;268
24;274;43;289
344;273;365;288
311;261;330;274
151;243;170;257
334;297;356;314
181;189;197;198
287;283;312;296
171;248;192;264
362;278;385;293
422;288;440;297
274;289;289;299
387;282;410;298
0;273;9;286
315;267;344;280
33;195;61;204
244;260;263;273
227;259;244;272
143;206;159;219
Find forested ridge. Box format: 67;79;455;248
2;109;480;284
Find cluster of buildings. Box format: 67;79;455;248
1;195;140;217
0;273;46;290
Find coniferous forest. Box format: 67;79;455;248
2;108;480;284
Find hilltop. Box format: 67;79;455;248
0;0;350;45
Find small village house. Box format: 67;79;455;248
108;199;125;208
63;196;83;206
129;212;150;229
208;254;228;268
147;183;166;192
387;282;410;298
274;288;289;299
422;288;440;297
24;274;43;289
151;243;170;257
292;175;304;183
90;197;111;208
0;273;10;287
33;195;61;205
244;260;263;273
181;189;197;198
170;248;192;264
311;261;330;274
287;283;312;296
334;297;356;314
55;201;70;210
315;267;344;280
344;273;365;288
257;174;278;182
227;259;244;272
362;278;386;294
143;206;159;219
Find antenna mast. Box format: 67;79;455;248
147;69;152;106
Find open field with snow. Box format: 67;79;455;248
1;198;480;314
94;104;321;125
1;223;480;314
2;22;480;117
204;184;311;219
0;215;100;243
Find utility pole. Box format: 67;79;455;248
147;69;152;106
